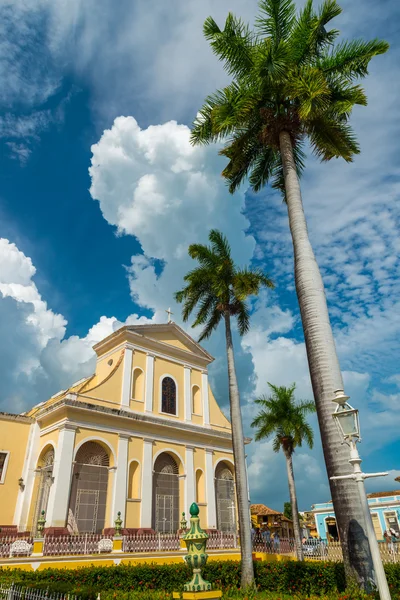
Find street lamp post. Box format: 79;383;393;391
330;390;391;600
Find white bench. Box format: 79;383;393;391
97;538;113;553
9;540;32;557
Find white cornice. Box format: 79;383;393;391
93;325;213;367
38;416;234;454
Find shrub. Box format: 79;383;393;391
0;561;399;597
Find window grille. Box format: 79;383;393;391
215;463;236;532
0;452;8;481
161;377;176;414
32;448;55;535
153;453;179;533
68;442;110;533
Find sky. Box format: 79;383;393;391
1;0;400;512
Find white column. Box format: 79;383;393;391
111;434;130;525
202;371;210;426
185;446;195;514
121;348;133;407
14;423;40;530
46;424;77;528
145;354;155;412
184;366;192;422
140;438;154;528
205;450;217;529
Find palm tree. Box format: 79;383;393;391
251;383;315;561
175;229;273;588
190;0;388;586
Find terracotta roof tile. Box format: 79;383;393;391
250;504;281;516
367;490;400;499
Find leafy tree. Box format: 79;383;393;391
284;502;292;520
251;383;315;560
191;0;388;586
175;229;273;588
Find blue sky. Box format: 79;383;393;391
1;0;399;512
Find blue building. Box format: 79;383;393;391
312;490;400;541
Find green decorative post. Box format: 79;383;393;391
182;503;211;592
37;510;46;538
180;512;188;532
114;511;123;537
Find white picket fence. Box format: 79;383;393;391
207;531;238;550
299;539;400;564
0;584;81;600
43;534;109;556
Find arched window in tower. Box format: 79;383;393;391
161;377;176;415
215;462;236;532
192;385;202;415
132;368;144;401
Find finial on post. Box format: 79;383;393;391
182;503;211;592
37;510;46;538
114;511;123;537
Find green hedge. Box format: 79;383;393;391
0;561;399;598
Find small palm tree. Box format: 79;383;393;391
191;0;388;584
175;229;273;588
251;383;315;561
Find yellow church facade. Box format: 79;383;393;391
0;324;238;536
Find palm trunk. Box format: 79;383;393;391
224;311;254;589
284;449;304;561
279;130;374;588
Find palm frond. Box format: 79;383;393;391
307;116;360;161
320;38;389;80
198;306;223;341
204;13;255;78
256;0;296;44
236;301;250;336
248;146;279;192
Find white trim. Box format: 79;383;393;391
370;511;382;537
0;451;10;484
13;423;37;526
121;348;133;407
73;436;117;467
40;417;234;455
16;423;40;531
383;510;400;532
97;340;209;373
205;450;217;529
153;447;185;474
159;373;179;417
131;367;145;402
111;435;129;525
140;439;154;528
202;372;210;426
191;384;202;416
214;457;235;473
145;354;154;412
185;447;195;514
36;441;57;465
184;367;192;422
46;426;76;528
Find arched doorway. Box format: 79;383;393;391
153;453;179;533
215;462;236;532
32;446;54;535
68;441;110;533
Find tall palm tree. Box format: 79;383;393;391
190;0;388;586
251;383;315;561
175;229;273;588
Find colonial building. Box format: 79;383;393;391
0;324;240;536
312;489;400;541
250;504;294;539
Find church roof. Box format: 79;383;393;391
93;322;214;363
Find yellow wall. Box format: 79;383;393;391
93;348;125;384
144;330;191;352
153;357;184;419
38;430;59;459
209;387;231;431
0;419;31;525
